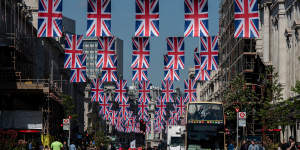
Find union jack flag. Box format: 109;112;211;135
115;80;128;103
86;0;112;37
64;34;83;69
138;81;151;103
119;100;130;120
99;94;112;120
37;0;62;37
161;80;174;103
234;0;259;38
70;54;87;83
70;68;87;83
109;110;118;126
184;0;209;37
96;37;116;68
175;96;187;118
154;113;164;132
138;101;149;121
200;36;219;70
164;68;180;81
116;113;124;132
168;111;178;126
91;78;104;102
135;0;159;37
131;37;150;68
163;55;180;81
132;68;148;81
184;80;197;102
195;69;211;81
101;67;118;82
130;115;137;133
166;37;185;69
156;96;166;122
125;112;133;133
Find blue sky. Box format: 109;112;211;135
63;0;220;89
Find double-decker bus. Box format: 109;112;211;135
185;102;225;150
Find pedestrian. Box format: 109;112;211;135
257;141;264;150
287;136;297;150
248;140;259;150
227;141;234;150
69;141;77;150
63;141;69;150
28;140;33;150
240;140;249;150
51;138;63;150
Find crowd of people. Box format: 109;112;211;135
229;136;298;150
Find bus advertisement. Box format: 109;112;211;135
185;102;225;150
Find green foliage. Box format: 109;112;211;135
61;94;78;119
292;80;300;94
224;75;258;120
94;130;111;149
224;66;288;129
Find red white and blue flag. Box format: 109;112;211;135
138;81;151;103
132;68;148;81
154;112;164;132
138;101;149;121
125;112;133;133
38;0;62;37
91;78;104;102
164;68;180;81
116;113;124;132
184;0;209;37
99;94;112;120
163;55;180;81
234;0;259;38
86;0;112;37
135;0;159;37
184;80;197;102
131;37;150;68
115;80;128;103
175;96;187;118
119;100;130;120
166;37;185;70
96;37;116;68
109;110;118;126
161;80;174;103
200;36;219;70
168;111;178;125
64;34;83;69
156;96;166;122
195;69;211;81
101;67;118;82
70;54;87;83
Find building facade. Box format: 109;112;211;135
0;0;86;145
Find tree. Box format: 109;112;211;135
94;130;111;149
61;94;78;119
224;67;285;132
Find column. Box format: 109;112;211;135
263;3;270;63
278;0;289;99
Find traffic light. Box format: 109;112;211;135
140;120;146;133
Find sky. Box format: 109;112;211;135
63;0;220;89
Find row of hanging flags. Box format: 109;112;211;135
91;79;198;133
63;34;217;83
38;0;259;133
37;0;259;38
